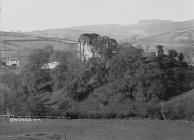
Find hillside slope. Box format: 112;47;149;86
28;19;194;42
162;88;194;120
164;89;194;106
1;19;194;64
0;31;77;59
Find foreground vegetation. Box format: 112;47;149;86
0;119;194;140
0;33;194;121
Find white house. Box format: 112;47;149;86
4;58;20;67
41;61;59;69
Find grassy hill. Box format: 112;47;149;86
164;89;194;108
165;89;194;106
0;19;194;66
162;88;194;120
0;31;78;66
1;19;194;58
27;19;194;58
28;19;194;42
0;31;78;51
139;28;194;49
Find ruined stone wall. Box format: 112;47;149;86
78;33;118;61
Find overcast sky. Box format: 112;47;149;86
0;0;194;31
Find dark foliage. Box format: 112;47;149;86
0;35;194;121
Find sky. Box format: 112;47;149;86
0;0;194;31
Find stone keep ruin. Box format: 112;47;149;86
78;33;119;61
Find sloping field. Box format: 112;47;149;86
164;89;194;108
0;31;78;51
140;28;194;48
0;31;78;63
4;40;77;51
0;119;194;140
161;88;194;121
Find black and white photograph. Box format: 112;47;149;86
0;0;194;139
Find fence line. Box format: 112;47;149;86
0;114;70;119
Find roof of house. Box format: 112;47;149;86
41;61;59;69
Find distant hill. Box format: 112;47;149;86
0;19;194;63
27;20;194;61
28;19;194;42
138;28;194;51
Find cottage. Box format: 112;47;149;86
4;58;20;67
41;61;59;69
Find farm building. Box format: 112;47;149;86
2;57;20;67
41;61;59;69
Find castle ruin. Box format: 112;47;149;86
78;33;118;61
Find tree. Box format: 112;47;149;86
22;48;52;94
107;45;143;82
178;53;184;62
49;51;75;90
156;45;164;57
50;64;68;90
25;96;48;116
134;62;165;101
62;57;92;101
106;46;144;101
168;49;178;59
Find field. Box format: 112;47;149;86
0;31;78;70
0;119;194;140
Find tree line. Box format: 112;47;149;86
0;36;193;120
